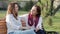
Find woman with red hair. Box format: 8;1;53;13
21;5;46;34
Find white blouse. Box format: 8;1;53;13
20;14;43;30
6;14;22;34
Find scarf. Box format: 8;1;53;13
28;14;39;27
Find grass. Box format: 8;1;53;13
43;11;60;34
0;10;60;34
0;10;28;18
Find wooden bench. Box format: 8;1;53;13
0;18;7;34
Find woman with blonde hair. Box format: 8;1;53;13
6;2;21;34
6;2;35;34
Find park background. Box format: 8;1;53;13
0;0;60;34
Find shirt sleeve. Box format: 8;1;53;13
19;14;31;28
36;16;43;30
6;15;20;30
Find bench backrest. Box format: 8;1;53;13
0;18;7;34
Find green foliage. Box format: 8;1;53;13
37;0;51;17
0;0;5;1
23;0;34;11
8;0;20;2
37;0;55;26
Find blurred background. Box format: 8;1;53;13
0;0;60;34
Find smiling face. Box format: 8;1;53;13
30;6;38;16
30;5;41;17
14;4;19;13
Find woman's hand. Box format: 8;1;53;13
21;19;26;27
19;26;27;30
19;26;31;30
35;28;40;32
35;26;40;32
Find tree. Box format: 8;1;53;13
45;0;54;17
23;0;34;11
38;0;60;26
38;0;53;26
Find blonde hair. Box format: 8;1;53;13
6;2;19;19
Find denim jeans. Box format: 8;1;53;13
36;30;46;34
8;29;36;34
9;32;14;34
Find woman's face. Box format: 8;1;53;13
15;4;19;13
31;6;37;16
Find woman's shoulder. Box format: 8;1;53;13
6;14;14;22
39;16;43;21
6;14;13;18
6;14;13;16
39;16;42;19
